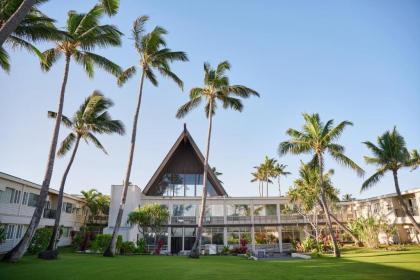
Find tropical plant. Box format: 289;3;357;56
0;0;61;72
41;92;124;257
176;60;259;258
27;227;52;255
104;15;188;257
251;166;265;197
349;217;381;248
2;3;123;263
279;113;364;257
342;193;355;201
362;127;420;240
127;204;169;255
81;189;101;224
272;162;290;196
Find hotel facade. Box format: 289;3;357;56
104;126;420;254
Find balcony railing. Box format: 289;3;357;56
254;215;278;224
43;209;57;219
171;216;196;225
204;216;224;225
395;208;419;217
280;214;305;224
227;216;251;224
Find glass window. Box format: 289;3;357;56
27;193;39;207
227;205;251;217
63;202;73;213
61;227;70;238
171;227;183;237
254;226;279;245
202;227;223;245
184;174;196;197
173;204;196;217
254;204;277;216
205;204;224;217
0;187;14;204
22;192;28;205
184;228;196;237
6;224;15;240
227;227;251;245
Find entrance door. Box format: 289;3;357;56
171;237;183;254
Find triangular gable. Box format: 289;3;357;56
142;124;228;196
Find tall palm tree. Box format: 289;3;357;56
0;0;60;72
176;60;259;258
40;91;125;258
3;4;122;263
104;15;188;257
278;113;364;257
251;166;264;197
362;127;420;239
273;162;291;196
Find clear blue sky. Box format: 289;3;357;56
1;0;419;198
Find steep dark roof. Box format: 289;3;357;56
142;125;228;196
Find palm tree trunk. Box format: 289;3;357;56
104;69;146;257
278;177;281;196
43;135;81;255
266;179;268;197
0;0;36;46
326;206;361;246
3;54;71;262
189;99;213;258
317;153;340;257
392;170;420;243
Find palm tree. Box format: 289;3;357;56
0;0;61;72
81;189;101;224
342;194;354;201
2;4;122;262
273;163;290;196
362;127;420;240
40;91;125;258
289;162;361;246
251;166;264;197
278;113;364;257
176;60;259;258
103;15;188;257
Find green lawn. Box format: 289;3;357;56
1;247;420;280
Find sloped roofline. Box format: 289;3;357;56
142;124;228;196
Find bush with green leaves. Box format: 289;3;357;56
120;241;136;255
135;239;146;253
349;217;381;248
90;234;122;253
28;227;52;255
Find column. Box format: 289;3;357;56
278;226;283;253
223;227;228;246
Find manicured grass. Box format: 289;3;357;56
1;246;420;280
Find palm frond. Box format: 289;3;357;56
47;111;73;128
81;51;122;77
40;47;61;71
329;149;365;177
117;66;136;87
7;35;44;63
227;85;259;98
0;46;10;72
132;15;149;51
278;140;312;156
221;96;243;111
85;132;108;154
323;120;353;143
157;64;183;89
99;0;119;16
57;133;76;157
361;169;386;191
144;68;158;86
176;97;202;119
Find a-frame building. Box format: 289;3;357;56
142;124;228;197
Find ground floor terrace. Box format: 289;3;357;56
1;246;420;280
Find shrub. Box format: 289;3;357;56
221;245;230;255
120;241;136;255
135;239;146;253
28;227;52;255
89;234;123;253
72;232;82;250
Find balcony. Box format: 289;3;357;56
395;208;419;217
43;209;57;219
171;216;196;225
204;216;224;225
227;216;251;224
280;214;305;224
254;215;278;224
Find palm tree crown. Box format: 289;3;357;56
176;60;260;118
117;15;188;87
279;113;364;176
362;127;419;190
0;0;61;72
41;3;122;77
48;91;125;155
